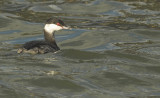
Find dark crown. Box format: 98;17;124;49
46;17;65;26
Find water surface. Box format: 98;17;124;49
0;0;160;97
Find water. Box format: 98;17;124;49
0;0;160;97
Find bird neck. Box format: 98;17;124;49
44;30;60;50
44;30;56;43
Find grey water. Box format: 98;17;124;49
0;0;160;98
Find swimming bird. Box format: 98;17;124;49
17;17;69;54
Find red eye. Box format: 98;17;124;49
56;23;61;26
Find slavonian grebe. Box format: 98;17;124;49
17;17;69;54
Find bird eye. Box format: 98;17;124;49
56;23;61;26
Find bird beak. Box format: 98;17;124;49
62;26;71;30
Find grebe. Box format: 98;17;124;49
17;17;69;54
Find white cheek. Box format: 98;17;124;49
44;24;62;33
